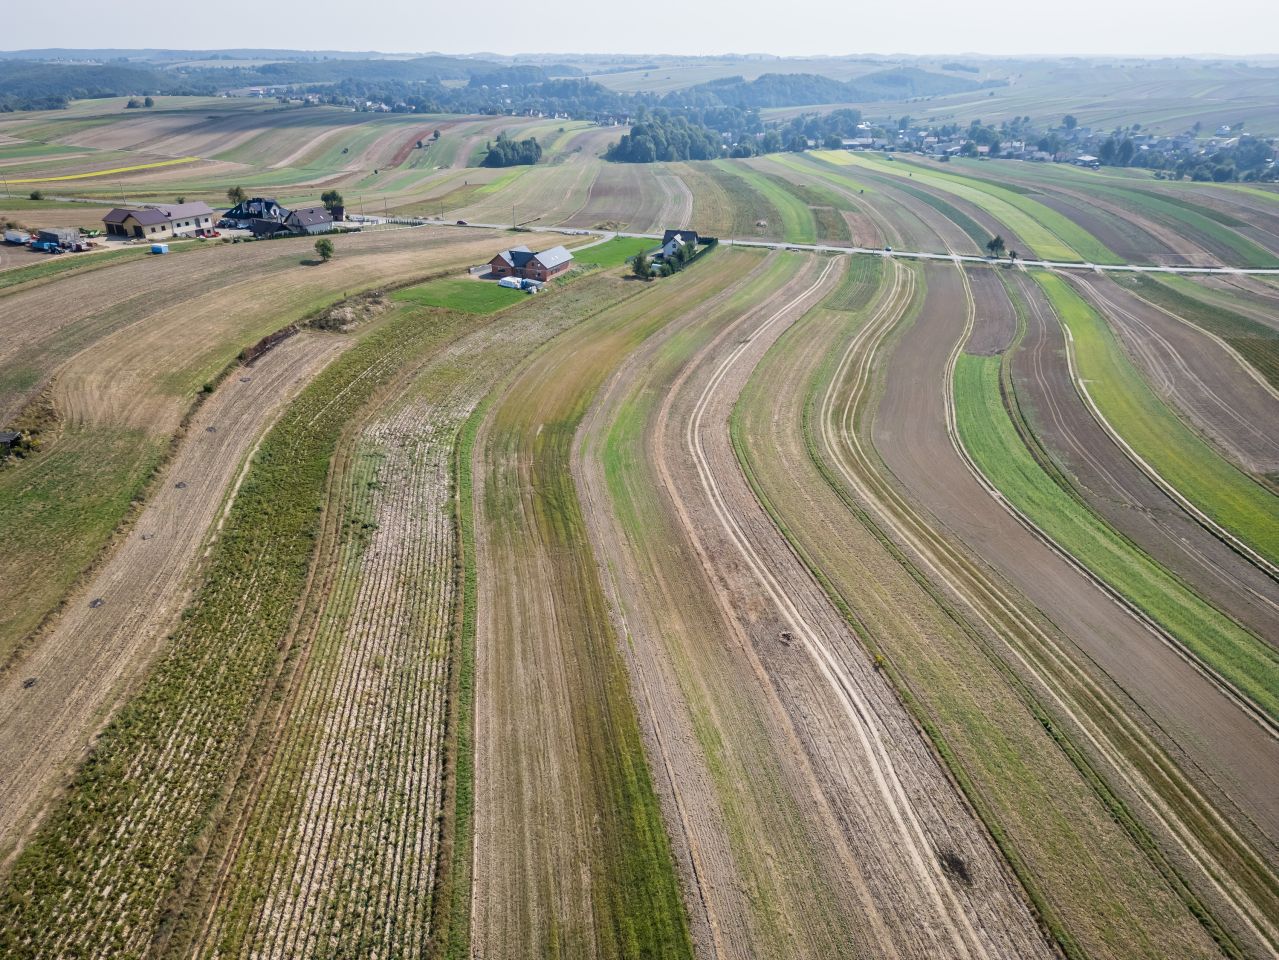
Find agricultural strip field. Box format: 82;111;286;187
730;256;1242;959
185;270;631;960
574;247;1059;958
861;261;1279;954
0;227;506;666
0;332;346;868
0;287;539;958
1040;273;1279;568
470;261;759;959
1005;269;1279;652
816;151;1114;263
1113;272;1279;393
953;342;1279;723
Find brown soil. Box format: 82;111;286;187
1009;271;1279;643
1066;272;1279;475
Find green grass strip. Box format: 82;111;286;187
1037;271;1279;569
955;351;1279;722
713;160;817;244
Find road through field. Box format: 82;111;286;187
0;332;347;868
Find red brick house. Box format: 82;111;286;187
488;244;574;282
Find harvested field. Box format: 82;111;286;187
0;333;346;868
1041;273;1279;567
189;275;615;960
0;227;506;664
865;261;1279;954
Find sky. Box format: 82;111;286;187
6;0;1279;57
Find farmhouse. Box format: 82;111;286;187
488;244;574;282
103;202;214;239
660;229;699;260
222;197;287;229
250;206;334;237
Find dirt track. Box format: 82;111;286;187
0;332;346;868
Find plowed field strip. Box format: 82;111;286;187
734;258;1233;957
669;253;1052;959
834;260;1277;954
577;251;890;958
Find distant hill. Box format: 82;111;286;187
672;68;998;109
0;61;173;109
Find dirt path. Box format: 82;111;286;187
0;332;347;868
1010;271;1279;643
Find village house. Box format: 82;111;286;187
488;244;575;282
660;229;699;260
102;201;215;239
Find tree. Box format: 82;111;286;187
1063;114;1078;131
314;237;334;262
227;185;247;206
432;129;441;140
1116;138;1135;166
143;96;154;108
29;190;43;201
321;189;344;212
1099;137;1117;165
631;251;652;279
986;235;1006;258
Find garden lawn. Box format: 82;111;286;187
393;277;524;314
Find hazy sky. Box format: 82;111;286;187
7;0;1279;57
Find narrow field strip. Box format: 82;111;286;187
954;350;1279;722
191;273;630;960
1039;272;1279;571
472;264;751;959
6;155;200;182
733;258;1238;959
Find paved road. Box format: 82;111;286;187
439;219;1279;276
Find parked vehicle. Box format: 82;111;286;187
3;229;31;245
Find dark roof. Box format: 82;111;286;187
491;244;533;267
286;206;334;227
0;430;19;444
530;245;573;270
103;204;210;226
662;229;698;245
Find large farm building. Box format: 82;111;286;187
488;244;574;282
103;202;215;239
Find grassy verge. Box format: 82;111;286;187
576;235;658;269
954;350;1279;721
1038;271;1279;568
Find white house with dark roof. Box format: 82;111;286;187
102;201;214;239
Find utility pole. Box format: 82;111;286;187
1;173;8;199
512;203;516;229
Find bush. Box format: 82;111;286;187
28;190;42;201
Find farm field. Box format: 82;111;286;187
1;80;1278;960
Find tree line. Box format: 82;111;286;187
481;132;543;167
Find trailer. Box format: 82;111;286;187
3;229;31;245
